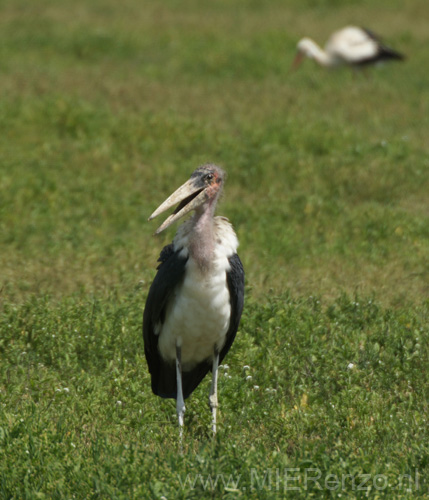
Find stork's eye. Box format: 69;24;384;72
205;173;214;183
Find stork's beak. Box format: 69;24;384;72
291;51;304;70
148;177;209;234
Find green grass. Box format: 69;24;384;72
1;294;428;498
1;0;428;497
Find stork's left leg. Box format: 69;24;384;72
209;347;219;434
176;344;186;442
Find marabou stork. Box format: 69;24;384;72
143;164;244;437
293;26;404;70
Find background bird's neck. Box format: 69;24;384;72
189;204;216;272
308;41;335;67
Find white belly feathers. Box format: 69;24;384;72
157;217;239;370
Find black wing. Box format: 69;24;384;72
360;27;404;64
143;244;188;399
219;253;245;365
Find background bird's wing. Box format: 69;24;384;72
361;27;404;62
326;26;379;64
143;244;188;398
219;253;245;365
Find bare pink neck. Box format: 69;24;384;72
189;202;216;271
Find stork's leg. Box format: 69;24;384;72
176;344;186;442
209;347;219;434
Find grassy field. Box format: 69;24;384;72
1;0;428;498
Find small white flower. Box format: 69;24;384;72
243;365;250;370
63;387;70;393
347;363;354;370
116;400;122;406
246;375;252;381
253;385;260;390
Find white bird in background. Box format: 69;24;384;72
293;26;404;70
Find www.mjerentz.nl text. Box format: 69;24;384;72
178;468;420;493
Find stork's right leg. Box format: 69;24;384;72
176;344;186;441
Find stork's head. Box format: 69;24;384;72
149;164;225;234
292;38;315;68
